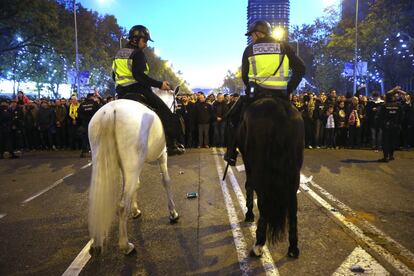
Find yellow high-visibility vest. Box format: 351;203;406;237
112;48;149;87
248;42;290;90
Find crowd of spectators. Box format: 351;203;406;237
1;88;413;159
291;89;413;150
0;91;112;159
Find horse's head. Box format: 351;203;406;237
152;86;180;112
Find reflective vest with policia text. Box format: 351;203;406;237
248;42;290;90
112;48;149;87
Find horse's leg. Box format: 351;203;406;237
131;178;142;219
118;157;144;255
287;174;300;258
158;151;179;223
251;194;266;257
244;170;254;222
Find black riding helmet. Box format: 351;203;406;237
245;20;272;36
129;25;153;42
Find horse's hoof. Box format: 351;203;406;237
244;211;254;222
250;245;263;257
169;210;179;224
131;209;142;219
89;246;102;256
287;246;300;258
120;242;135;255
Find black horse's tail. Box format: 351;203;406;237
244;97;303;244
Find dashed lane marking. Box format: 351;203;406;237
333;246;390;275
21;172;75;205
0;214;6;219
300;174;412;275
62;239;93;276
81;162;92;170
212;149;253;275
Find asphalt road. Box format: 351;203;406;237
0;148;413;275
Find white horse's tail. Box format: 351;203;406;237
88;108;121;249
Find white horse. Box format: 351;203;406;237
88;88;179;255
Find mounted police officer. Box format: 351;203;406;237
377;87;405;162
224;20;306;166
112;25;184;156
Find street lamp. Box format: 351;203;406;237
272;27;285;41
353;0;359;95
73;0;80;97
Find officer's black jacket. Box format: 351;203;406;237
241;36;306;94
113;43;162;94
78;99;100;127
377;101;402;129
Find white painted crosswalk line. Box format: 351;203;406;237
333;246;389;275
0;213;6;219
212;149;252;275
62;239;93;276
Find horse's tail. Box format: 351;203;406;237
88;107;122;249
245;98;303;244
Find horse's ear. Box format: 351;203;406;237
174;86;180;95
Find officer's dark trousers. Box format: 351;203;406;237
382;127;398;159
117;87;181;141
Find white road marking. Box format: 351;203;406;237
333;246;390;275
21;172;74;205
300;174;412;275
81;162;92;170
236;164;245;172
212;149;252;275
62;239;93;276
302;175;414;266
0;214;6;219
225;165;279;275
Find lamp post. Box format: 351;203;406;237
73;0;80;97
353;0;359;95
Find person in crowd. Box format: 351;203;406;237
291;94;302;110
324;105;337;149
335;101;348;148
176;94;195;148
37;100;56;150
106;95;114;103
78;93;100;157
0;99;19;159
112;24;184;155
227;93;240;110
377;88;404;162
347;96;362;148
207;94;216;105
195;93;213;148
24;101;39;150
314;92;327;148
300;94;315;149
16;91;29;106
401;94;412;149
9;99;24;153
326;89;338;109
68;95;80;150
54;99;67;149
358;95;369;147
212;93;228;147
366;91;384;150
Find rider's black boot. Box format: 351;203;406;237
167;139;185;156
224;139;238;166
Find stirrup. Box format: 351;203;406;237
224;151;237;166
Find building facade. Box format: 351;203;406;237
247;0;290;44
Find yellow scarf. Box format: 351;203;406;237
69;103;79;120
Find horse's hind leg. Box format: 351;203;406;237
244;171;254;222
287;175;300;258
118;158;144;255
131;178;142;219
158;151;179;223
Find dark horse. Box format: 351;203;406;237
238;95;304;258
